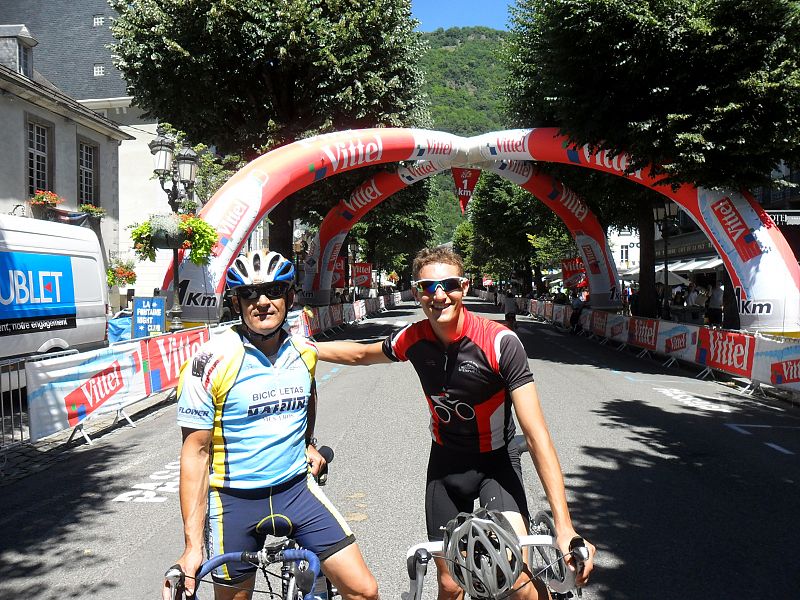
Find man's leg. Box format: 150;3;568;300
321;542;379;600
214;575;255;600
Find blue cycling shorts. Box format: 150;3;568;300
207;473;355;582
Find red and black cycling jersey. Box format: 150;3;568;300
382;307;534;453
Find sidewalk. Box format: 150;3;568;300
0;389;176;488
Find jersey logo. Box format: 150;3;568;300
457;361;480;374
192;351;212;377
430;393;475;423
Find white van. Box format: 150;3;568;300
0;215;108;361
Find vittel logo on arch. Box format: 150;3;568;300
415;138;452;157
567;145;644;180
343;178;381;213
318;134;383;178
488;131;531;157
710;196;762;262
400;161;439;183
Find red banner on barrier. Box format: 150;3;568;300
145;327;210;392
591;310;608;337
695;328;755;377
628;317;659;350
329;303;344;326
452;167;481;213
353;263;372;287
771;358;800;385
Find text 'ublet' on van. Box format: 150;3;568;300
0;215;109;372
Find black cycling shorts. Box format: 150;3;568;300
505;312;517;322
207;473;355;583
425;442;529;541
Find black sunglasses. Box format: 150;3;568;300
235;282;291;300
412;277;467;294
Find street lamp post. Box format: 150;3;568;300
653;201;680;320
148;127;199;331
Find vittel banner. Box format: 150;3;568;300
27;341;150;442
656;322;700;363
145;327;209;392
695;328;755;378
750;335;800;392
606;314;629;343
628;317;659;351
591;310;608;337
0;252;77;334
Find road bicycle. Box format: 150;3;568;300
164;447;339;600
405;510;589;600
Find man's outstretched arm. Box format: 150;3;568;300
511;382;596;585
316;340;391;365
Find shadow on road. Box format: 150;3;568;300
569;397;800;599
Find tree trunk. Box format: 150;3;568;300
636;199;658;318
722;269;741;330
268;200;292;257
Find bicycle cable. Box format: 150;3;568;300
179;571;287;598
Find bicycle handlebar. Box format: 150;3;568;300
167;547;321;600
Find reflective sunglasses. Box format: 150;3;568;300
235;281;291;300
412;277;467;294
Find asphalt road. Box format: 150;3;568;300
1;296;798;599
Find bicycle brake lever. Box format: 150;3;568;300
164;565;186;600
568;537;589;597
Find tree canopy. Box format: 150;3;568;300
505;0;800;190
110;0;429;153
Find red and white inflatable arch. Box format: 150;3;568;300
163;128;800;335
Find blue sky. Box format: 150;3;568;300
411;0;513;31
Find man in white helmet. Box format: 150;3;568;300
163;250;379;600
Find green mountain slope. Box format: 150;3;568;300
420;26;508;136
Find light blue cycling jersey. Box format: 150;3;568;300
176;327;317;489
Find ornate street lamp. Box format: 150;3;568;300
653;201;680;319
148;127;200;331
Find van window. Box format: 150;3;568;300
72;256;104;303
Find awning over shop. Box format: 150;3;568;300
692;257;723;271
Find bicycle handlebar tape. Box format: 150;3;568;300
282;548;321;600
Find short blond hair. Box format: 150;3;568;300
412;247;464;279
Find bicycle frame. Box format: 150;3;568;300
405;534;581;600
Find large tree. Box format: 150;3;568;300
110;0;430;255
504;0;800;316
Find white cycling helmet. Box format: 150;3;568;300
443;508;523;599
226;250;295;289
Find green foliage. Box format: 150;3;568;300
106;257;137;288
427;174;465;246
505;0;800;190
526;222;577;270
352;179;434;281
109;0;429;153
420;27;508;135
452;219;477;272
79;204;107;218
129;214;219;265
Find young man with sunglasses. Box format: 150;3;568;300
317;247;595;599
165;251;378;600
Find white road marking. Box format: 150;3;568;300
764;443;794;455
725;424;752;435
112;459;180;502
652;387;733;413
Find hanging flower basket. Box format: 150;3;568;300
129;213;218;265
29;189;65;219
106;257;137;288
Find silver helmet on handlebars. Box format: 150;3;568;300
443;508;523;599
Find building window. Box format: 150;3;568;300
93;15;105;27
93;64;105;77
620;246;629;262
27;121;51;197
79;143;98;205
18;44;32;78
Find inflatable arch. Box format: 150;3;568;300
164;128;800;335
301;158;622;309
